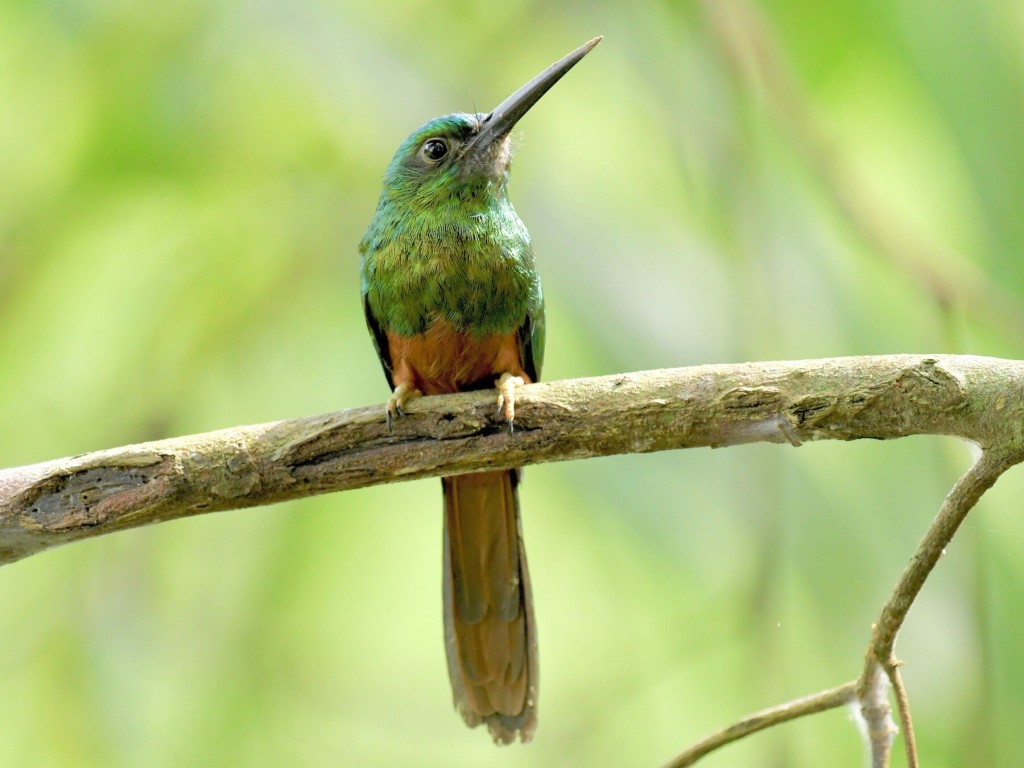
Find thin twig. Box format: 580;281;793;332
869;451;1014;659
663;681;857;768
885;661;919;768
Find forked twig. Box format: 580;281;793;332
859;449;1016;767
664;449;1021;766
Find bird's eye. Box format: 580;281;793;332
422;138;449;162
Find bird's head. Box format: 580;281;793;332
378;37;602;209
382;112;507;205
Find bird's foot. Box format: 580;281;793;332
495;373;525;432
386;382;421;432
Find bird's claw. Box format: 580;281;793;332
386;382;421;432
495;373;525;432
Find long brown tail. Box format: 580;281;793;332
441;469;538;744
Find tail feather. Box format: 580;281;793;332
442;470;538;744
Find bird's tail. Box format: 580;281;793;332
441;469;538;744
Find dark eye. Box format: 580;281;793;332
422;138;449;162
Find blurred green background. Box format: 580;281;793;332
2;0;1024;765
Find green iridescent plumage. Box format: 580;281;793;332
360;114;544;358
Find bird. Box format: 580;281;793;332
358;37;601;744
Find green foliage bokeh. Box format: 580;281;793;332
2;1;1024;766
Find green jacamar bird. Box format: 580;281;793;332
359;38;601;744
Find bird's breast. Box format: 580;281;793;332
366;237;538;337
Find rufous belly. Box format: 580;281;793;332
386;318;531;395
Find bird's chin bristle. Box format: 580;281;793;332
458;133;514;183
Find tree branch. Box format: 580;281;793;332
2;355;1022;567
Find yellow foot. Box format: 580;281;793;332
495;373;525;431
386;382;421;431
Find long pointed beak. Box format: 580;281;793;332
465;36;602;152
